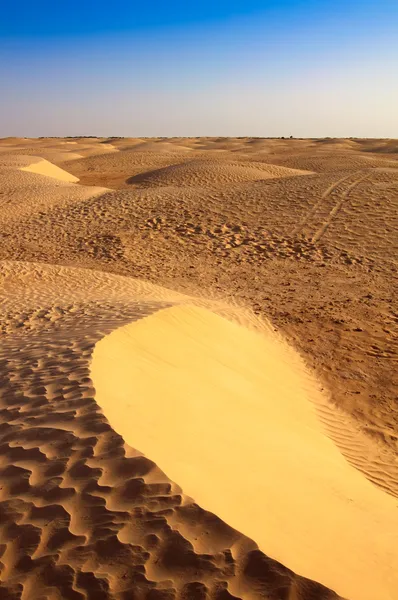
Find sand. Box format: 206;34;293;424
20;156;80;182
91;305;397;600
126;159;311;187
0;137;397;600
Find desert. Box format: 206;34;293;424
0;136;397;600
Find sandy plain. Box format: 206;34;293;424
0;136;397;600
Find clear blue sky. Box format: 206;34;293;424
1;1;397;137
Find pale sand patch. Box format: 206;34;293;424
91;305;398;600
20;157;80;182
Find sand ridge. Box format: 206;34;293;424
20;156;80;182
91;304;398;600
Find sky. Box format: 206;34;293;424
1;1;397;137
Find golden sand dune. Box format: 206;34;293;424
91;305;398;600
0;155;108;225
127;159;311;187
20;156;80;182
62;150;200;189
0;261;344;600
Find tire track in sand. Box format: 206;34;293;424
293;170;372;241
292;171;360;237
312;172;372;243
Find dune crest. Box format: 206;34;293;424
91;304;398;600
20;157;80;182
0;155;108;225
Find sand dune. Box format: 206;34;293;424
62;150;195;189
20;156;80;182
0;155;108;225
91;304;398;600
127;159;311;187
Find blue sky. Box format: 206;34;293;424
1;1;397;137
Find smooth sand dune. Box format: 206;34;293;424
20;156;80;182
127;159;311;187
91;305;398;600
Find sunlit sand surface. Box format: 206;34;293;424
0;137;397;600
92;304;398;600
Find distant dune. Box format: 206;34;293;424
0;155;108;224
20;156;80;182
127;159;311;187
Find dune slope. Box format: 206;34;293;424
20;157;80;182
91;304;398;600
0;155;108;225
127;159;311;187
